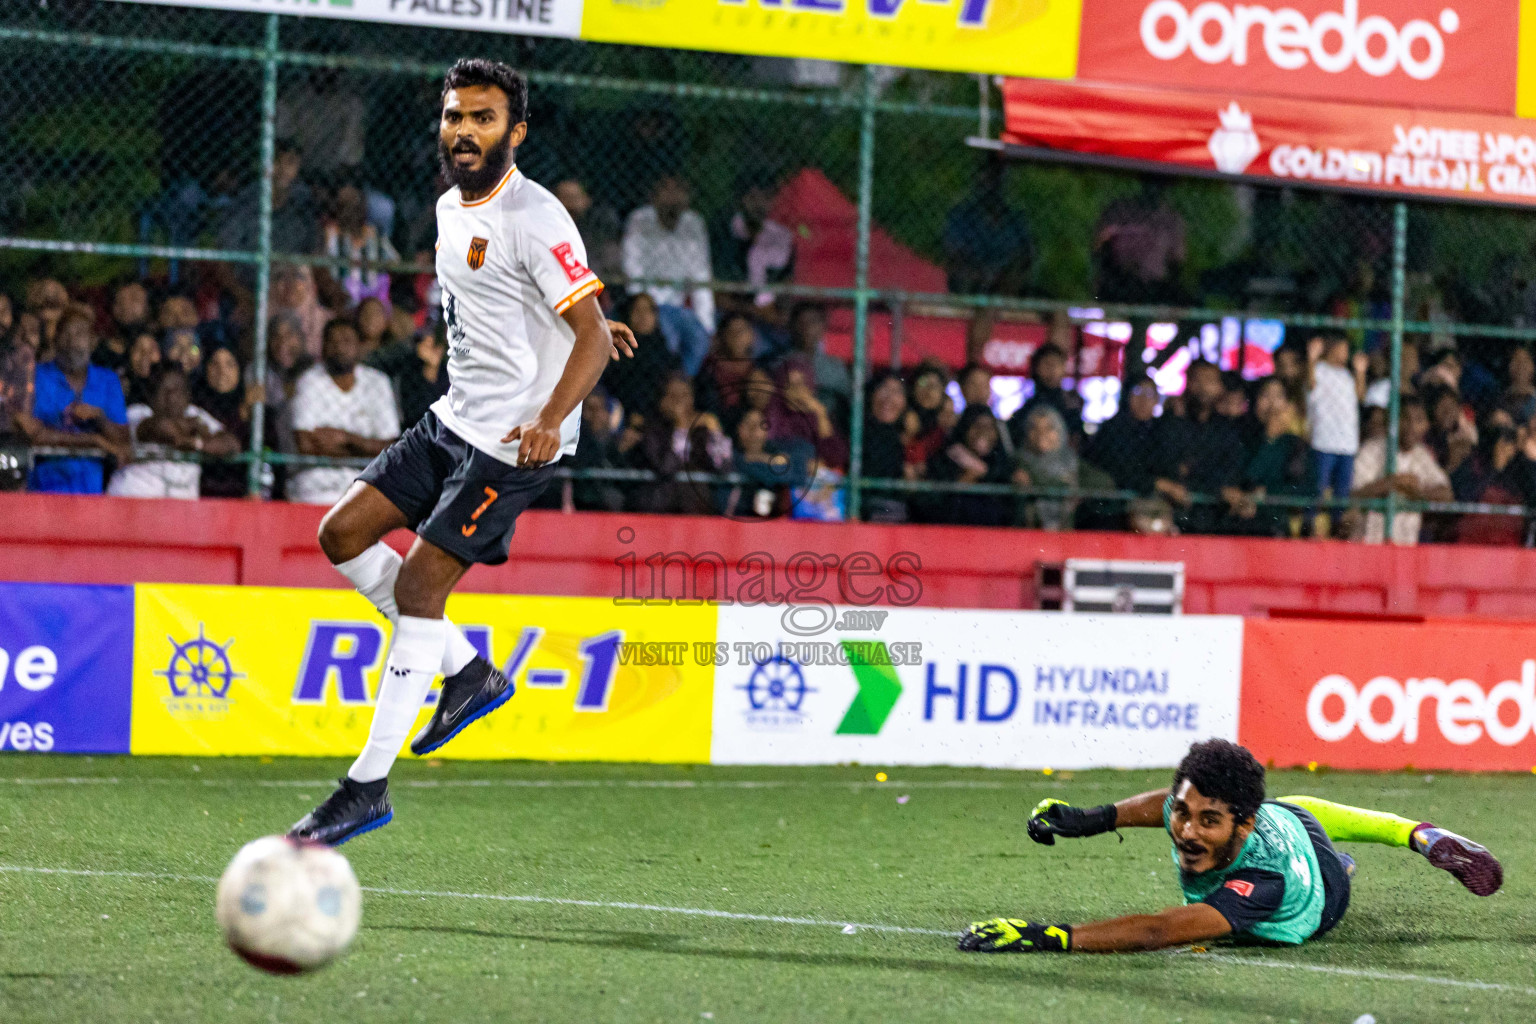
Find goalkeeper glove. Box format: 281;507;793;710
1027;798;1118;846
957;918;1072;953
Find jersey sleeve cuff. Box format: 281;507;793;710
553;277;603;315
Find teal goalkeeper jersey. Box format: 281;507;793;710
1163;797;1326;945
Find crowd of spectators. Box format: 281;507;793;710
2;136;1534;546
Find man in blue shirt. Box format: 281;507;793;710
18;307;129;492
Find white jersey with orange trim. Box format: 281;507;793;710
430;164;603;465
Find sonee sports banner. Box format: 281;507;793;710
1000;78;1536;208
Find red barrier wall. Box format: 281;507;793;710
2;492;1535;616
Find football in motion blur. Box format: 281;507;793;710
215;835;362;974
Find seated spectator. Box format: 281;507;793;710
1008;343;1083;450
1273;343;1309;414
769;356;848;471
555;180;623;286
1240;387;1314;538
193;346;257;498
94;281;152;374
156;293;201;334
218;138;319;260
622;175;714;375
1424;384;1476;474
1093;178;1187;305
122;330;162;407
11;312;43;357
0;292;11;340
696;312;757;418
1217;372;1249;421
268;264;333;360
629;371;730;515
1151;360;1245;534
725;406;812;519
1088;376;1160;495
783;304;851;431
1012;405;1078;531
1450;417;1534;545
943;160;1033;296
288;318;399;505
0;333;36;452
322;184;398;309
366;321;449;431
561;387;627;513
914;405;1012;527
600;292;678;424
1362;404;1388;444
729;365;776;435
714;175;795;310
162;326;203;377
860;371;915;523
108;365;239;500
1351;397;1452;545
905;363;957;471
18;307;129;493
354;297;389;361
24;278;69;357
1501;345;1536;425
1306;334;1365;501
958;363;993;412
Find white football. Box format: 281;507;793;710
215;835;362;974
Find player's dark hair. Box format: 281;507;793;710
442;58;528;124
1171;739;1266;824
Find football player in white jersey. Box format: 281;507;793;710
293;59;639;845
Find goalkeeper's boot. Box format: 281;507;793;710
410;656;513;756
1412;824;1503;896
289;777;393;846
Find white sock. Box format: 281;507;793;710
348;615;446;783
334;543;479;677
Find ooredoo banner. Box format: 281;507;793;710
1077;0;1518;115
0;582;134;753
710;605;1244;768
129;583;715;762
1240;617;1536;770
1001;78;1536;207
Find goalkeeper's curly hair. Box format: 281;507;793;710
1172;739;1266;824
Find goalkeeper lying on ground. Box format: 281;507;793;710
959;739;1503;954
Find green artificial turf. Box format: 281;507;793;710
1;756;1532;1023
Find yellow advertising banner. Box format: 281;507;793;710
130;584;715;763
580;0;1082;80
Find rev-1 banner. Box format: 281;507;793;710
1000;78;1536;208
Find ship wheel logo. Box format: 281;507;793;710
157;624;243;699
740;653;813;713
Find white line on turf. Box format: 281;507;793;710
0;777;1111;790
1;863;1532;997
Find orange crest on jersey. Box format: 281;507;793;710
467;237;489;271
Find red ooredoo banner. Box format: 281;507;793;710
1241;618;1536;771
1077;0;1518;115
1001;79;1536;208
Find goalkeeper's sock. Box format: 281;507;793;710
1277;795;1417;847
334;542;479;676
349;615;445;783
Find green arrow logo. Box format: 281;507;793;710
835;640;902;735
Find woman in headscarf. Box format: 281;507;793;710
1012;404;1079;530
186;345;257;498
267;264;332;360
601;292;678;425
766;354;848;470
915;404;1012;526
695;312;757;418
904;362;957;471
860;371;916;522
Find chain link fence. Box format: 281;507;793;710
4;1;1536;545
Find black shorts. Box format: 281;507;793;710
1273;801;1352;939
357;409;559;566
